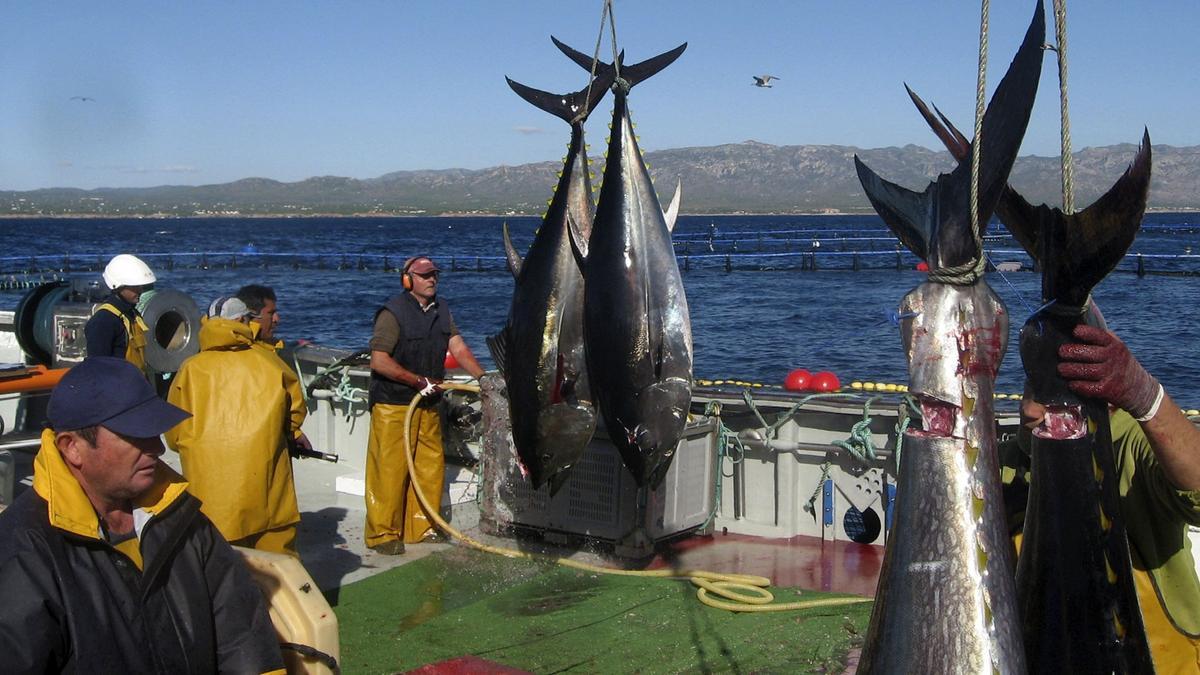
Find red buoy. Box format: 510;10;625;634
811;371;841;392
915;261;930;272
784;369;812;391
444;350;459;370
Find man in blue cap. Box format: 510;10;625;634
0;357;285;673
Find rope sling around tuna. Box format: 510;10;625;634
400;383;871;613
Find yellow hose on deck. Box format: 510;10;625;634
402;382;872;613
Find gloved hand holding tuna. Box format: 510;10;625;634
1058;324;1164;421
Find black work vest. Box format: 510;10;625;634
368;293;452;407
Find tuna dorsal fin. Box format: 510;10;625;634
501;221;522;278
552;36;686;91
663;178;682;232
566;211;588;273
485;331;508;379
854;155;932;261
1041;130;1152;306
504;70;614;125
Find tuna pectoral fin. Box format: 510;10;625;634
553;36;687;91
566;211;588;272
486;331;508;378
663;178;682;233
1043;131;1152;305
505;73;613;125
502;221;522;279
854;155;933;260
536;403;598;495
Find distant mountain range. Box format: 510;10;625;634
2;140;1196;216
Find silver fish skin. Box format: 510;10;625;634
583;81;692;488
489;76;610;493
856;3;1044;669
858;281;1023;674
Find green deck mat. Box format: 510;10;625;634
335;547;871;674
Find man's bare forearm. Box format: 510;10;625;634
1140;391;1200;491
370;350;421;386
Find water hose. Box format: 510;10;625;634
399;382;871;613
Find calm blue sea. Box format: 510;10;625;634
0;213;1197;404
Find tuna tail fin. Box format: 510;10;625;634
856;0;1044;268
552;36;686;91
663;178;682;232
854;155;932;261
501;221;522;279
504;71;614;125
907;84;1041;258
486;331;508;379
1039;130;1152;307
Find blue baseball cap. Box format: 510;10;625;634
48;357;191;438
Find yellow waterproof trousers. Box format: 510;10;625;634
1136;566;1200;673
365;403;444;547
231;524;298;558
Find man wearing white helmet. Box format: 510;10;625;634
85;254;156;370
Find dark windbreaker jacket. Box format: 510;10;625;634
0;429;285;674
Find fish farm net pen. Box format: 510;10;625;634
4;248;1200;278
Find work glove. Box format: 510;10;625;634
1057;325;1164;421
415;376;443;398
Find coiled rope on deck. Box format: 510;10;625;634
401;382;869;613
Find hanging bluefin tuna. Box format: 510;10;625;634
486;65;613;494
852;2;1044;671
907;65;1157;675
1012;139;1154;672
555;38;692;488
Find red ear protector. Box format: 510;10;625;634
401;257;415;291
401;255;433;291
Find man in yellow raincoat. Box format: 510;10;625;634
236;284;313;455
365;256;484;555
165;296;308;556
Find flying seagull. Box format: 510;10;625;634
752;75;779;88
69;96;95;102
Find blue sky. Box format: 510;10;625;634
0;1;1195;190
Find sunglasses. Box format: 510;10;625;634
413;270;439;280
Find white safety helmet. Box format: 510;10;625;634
103;254;156;290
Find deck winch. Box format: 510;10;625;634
13;280;201;373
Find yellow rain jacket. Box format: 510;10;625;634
95;302;148;371
248;335;307;445
165;317;302;543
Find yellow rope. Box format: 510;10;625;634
1052;0;1075;213
401;382;871;613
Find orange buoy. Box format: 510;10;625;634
811;371;841;392
444;350;459;371
783;369;811;391
915;261;930;272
